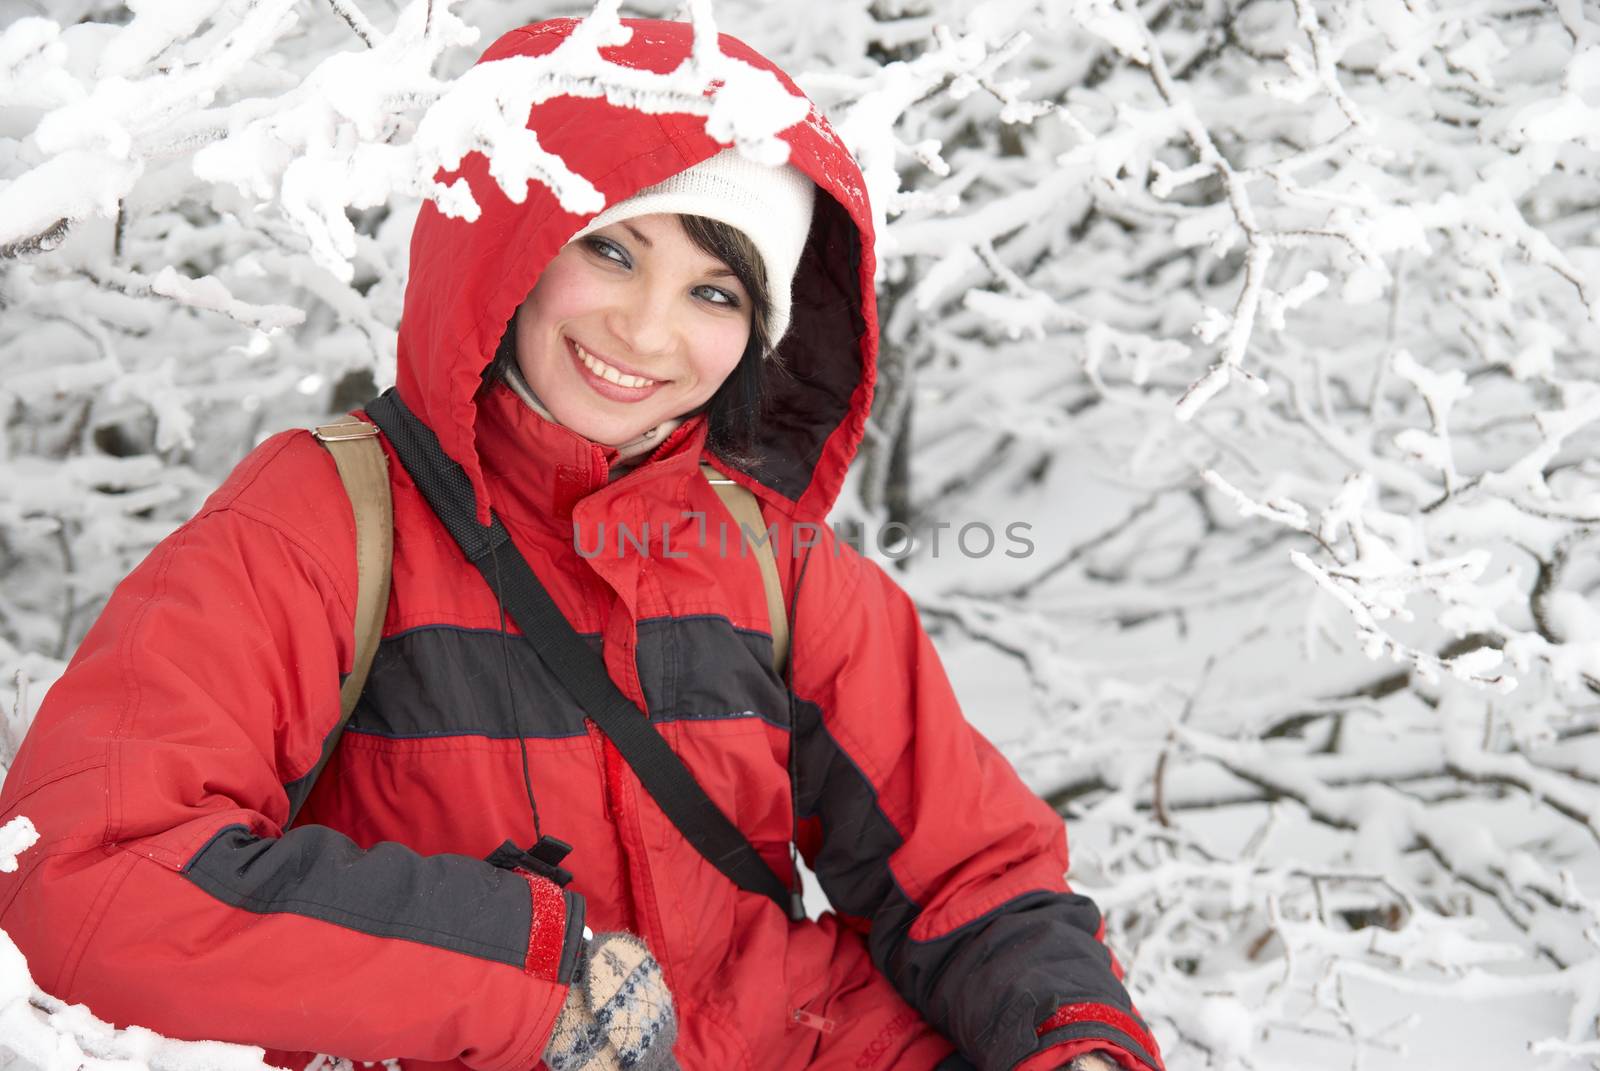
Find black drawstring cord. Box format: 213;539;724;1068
482;536;575;889
489;537;542;838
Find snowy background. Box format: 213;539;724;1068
3;0;1600;1068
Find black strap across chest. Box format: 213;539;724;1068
364;389;799;919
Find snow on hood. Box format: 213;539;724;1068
395;17;878;524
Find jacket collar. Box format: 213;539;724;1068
474;378;709;526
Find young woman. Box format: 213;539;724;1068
0;18;1161;1071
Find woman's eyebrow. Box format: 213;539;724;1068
619;221;737;279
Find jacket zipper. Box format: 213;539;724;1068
601;734;639;932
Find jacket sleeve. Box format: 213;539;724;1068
0;431;584;1071
787;531;1164;1071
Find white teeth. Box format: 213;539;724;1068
575;342;656;388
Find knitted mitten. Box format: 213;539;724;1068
543;932;679;1071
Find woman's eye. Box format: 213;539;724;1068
693;285;740;308
585;237;630;267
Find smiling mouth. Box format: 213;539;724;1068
570;338;662;389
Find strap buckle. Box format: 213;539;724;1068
485;835;575;887
700;463;735;486
314;420;380;443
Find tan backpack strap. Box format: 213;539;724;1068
702;464;788;676
293;419;393;823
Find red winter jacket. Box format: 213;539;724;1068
0;18;1163;1071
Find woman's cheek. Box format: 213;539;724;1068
709;316;752;374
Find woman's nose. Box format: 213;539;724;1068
608;284;679;360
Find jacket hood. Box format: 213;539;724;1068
395;17;878;524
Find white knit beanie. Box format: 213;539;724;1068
572;149;817;351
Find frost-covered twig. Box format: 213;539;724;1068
328;0;381;48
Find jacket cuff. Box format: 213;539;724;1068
520;871;586;985
555;887;587;984
1032;1002;1163;1071
1013;1041;1142;1071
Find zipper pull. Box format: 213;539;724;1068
791;1008;837;1034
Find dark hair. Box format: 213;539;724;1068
483;214;779;461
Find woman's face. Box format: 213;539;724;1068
513;212;754;448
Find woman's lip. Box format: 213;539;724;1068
568;337;660;381
567;337;669;403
